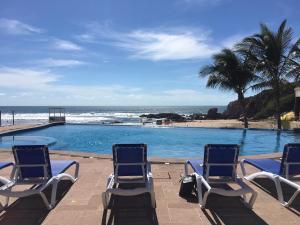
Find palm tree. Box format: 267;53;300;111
200;48;255;128
237;20;300;129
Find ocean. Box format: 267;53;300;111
0;106;226;125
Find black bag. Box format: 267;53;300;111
179;175;196;197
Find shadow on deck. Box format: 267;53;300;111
0;180;73;225
101;193;158;225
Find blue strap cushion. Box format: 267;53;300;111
113;144;147;176
280;144;300;175
203;144;239;177
13;145;52;179
50;160;77;176
244;158;281;175
0;162;13;170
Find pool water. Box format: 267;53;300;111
1;124;300;158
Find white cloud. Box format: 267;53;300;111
77;22;249;61
0;93;6;96
53;39;82;51
0;66;233;106
75;33;98;43
36;58;87;67
221;34;248;49
0;67;59;89
77;22;219;61
0;18;42;35
116;30;218;61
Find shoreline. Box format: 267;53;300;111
1;119;300;135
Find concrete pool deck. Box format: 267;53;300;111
0;150;299;225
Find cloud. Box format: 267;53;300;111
77;22;249;61
115;30;218;61
35;58;87;67
53;39;83;51
221;33;249;49
0;18;43;35
77;22;218;61
0;67;59;89
75;33;98;43
0;66;233;105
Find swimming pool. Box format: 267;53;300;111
1;124;300;158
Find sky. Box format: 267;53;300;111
0;0;299;106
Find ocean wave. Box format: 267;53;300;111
0;112;142;124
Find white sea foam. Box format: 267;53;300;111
0;112;142;125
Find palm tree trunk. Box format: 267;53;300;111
238;92;248;128
274;85;282;130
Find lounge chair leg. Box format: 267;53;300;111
240;160;247;177
50;179;59;208
248;191;257;208
102;192;109;209
40;192;52;210
195;176;205;208
284;189;300;207
274;176;284;203
74;162;80;179
184;163;189;176
149;177;156;208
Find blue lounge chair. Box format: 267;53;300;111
102;144;156;209
241;143;300;207
0;162;14;186
0;145;79;209
0;162;14;171
185;144;257;208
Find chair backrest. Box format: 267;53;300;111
203;144;239;179
12;145;52;180
280;143;300;177
113;144;147;178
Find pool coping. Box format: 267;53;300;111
0;122;64;136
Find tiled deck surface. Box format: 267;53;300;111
0;150;299;225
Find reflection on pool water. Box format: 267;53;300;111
0;136;57;148
1;124;300;158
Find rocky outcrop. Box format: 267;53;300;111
206;108;223;119
223;83;295;119
140;113;186;122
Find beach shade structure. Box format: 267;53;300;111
102;144;156;209
241;143;300;207
184;144;257;208
0;145;79;210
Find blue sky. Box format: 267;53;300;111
0;0;299;106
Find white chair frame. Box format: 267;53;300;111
102;161;156;209
240;159;300;207
184;161;257;209
0;162;79;210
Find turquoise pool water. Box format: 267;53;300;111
1;124;300;158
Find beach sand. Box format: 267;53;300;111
171;119;277;129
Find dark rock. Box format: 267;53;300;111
189;113;206;120
140;113;186;122
206;108;223;119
